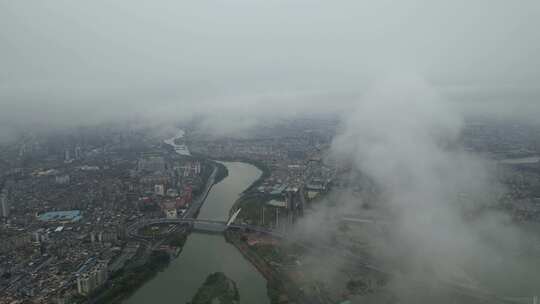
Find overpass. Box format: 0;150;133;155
128;216;283;238
127;213;392;239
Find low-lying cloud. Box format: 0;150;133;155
292;76;538;301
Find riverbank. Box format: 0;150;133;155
124;161;270;304
189;153;272;222
224;231;306;304
189;153;270;194
85;231;189;304
211;161;229;185
81;163;221;304
76;135;269;304
185;161;227;219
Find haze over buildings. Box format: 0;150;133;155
1;1;540;304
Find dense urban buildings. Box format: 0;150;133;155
3;0;540;303
0;119;539;303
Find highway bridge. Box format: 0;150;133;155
128;215;283;238
127;214;393;240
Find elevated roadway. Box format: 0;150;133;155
128;217;283;237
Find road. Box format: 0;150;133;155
183;165;217;219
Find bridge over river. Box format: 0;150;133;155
125;161;273;304
128;213;284;237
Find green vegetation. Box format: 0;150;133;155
70;293;87;304
84;231;188;304
267;280;285;304
165;232;188;248
231;194;272;225
196;159;228;194
90;251;171;304
252;244;284;264
139;202;160;212
187;272;240;304
346;275;388;295
213;161;229;184
140;224;169;237
346;279;369;294
226;231;320;304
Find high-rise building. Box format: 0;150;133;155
74;146;83;160
77;263;108;295
95;263;109;286
64;148;72;163
77;274;96;295
0;189;9;218
282;186;307;228
55;174;70;185
154;184;165;196
285;187;305;217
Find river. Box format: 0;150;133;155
125;162;269;304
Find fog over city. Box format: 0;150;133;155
1;1;540;303
292;75;537;302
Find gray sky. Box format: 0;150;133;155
2;1;539;297
1;0;539;139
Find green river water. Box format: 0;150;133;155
125;162;269;304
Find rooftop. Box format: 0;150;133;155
38;210;82;222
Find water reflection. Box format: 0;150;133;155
126;162;268;304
